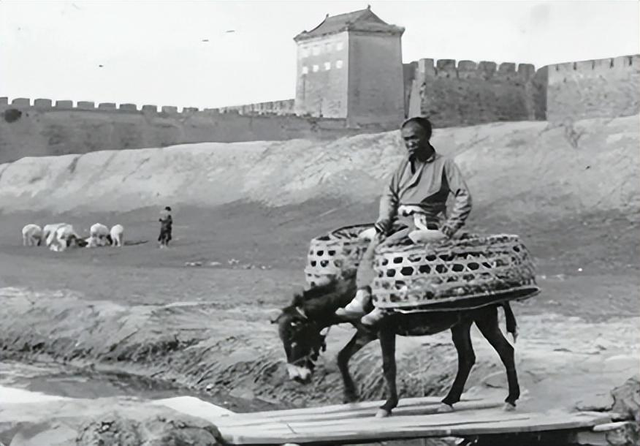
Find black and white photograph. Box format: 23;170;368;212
0;1;638;445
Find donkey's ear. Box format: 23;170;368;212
269;309;283;324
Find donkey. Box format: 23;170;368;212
273;270;521;418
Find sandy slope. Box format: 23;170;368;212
0;115;638;223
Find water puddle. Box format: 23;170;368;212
0;360;277;414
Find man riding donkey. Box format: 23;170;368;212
336;116;472;326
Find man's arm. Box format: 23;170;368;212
440;158;472;238
375;165;403;235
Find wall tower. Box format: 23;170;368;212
293;7;405;126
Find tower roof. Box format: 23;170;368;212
294;7;404;42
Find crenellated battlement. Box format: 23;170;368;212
0;97;299;120
414;58;536;80
547;55;638;79
0;97;212;116
544;54;639;121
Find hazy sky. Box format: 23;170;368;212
1;1;638;109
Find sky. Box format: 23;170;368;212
1;0;638;109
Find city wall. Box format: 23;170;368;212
1;55;638;163
404;58;543;127
545;55;640;122
403;54;639;126
0;98;390;163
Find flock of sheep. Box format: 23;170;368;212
22;223;124;252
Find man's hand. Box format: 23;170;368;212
408;229;447;244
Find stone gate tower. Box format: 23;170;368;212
293;7;405;126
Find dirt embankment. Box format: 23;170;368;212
0;115;638;223
1;286;637;413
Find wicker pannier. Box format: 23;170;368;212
305;223;373;287
371;234;540;311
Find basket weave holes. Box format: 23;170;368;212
400;266;414;276
419;264;431;274
320;260;329;268
386;269;397;278
451;263;465;272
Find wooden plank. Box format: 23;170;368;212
222;409;530;436
275;412;608;434
231;407;525;432
220;411;612;445
221;396;469;420
216;399;503;428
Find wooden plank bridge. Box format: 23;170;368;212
208;396;626;445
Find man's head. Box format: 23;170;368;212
401;117;433;158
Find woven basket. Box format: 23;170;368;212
305;223;373;287
371;234;540;311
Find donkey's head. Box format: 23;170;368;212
272;276;354;383
273;299;329;384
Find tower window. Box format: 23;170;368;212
302;66;309;74
301;48;309;58
336;42;344;51
324;62;331;71
325;43;332;52
336;60;343;69
312;64;319;72
312;46;320;56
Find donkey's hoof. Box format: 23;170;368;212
502;402;517;412
437;403;454;413
343;394;358;404
375;408;391;418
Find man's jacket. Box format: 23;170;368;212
376;151;472;238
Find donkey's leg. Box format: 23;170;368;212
475;306;520;410
441;320;476;410
376;328;398;417
337;329;376;403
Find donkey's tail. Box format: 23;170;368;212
501;302;518;343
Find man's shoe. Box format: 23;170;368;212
335;289;369;318
361;307;387;326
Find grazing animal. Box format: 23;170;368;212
88;223;110;247
49;224;83;252
43;223;66;246
274;272;520;418
110;224;124;247
44;223;68;248
22;224;43;246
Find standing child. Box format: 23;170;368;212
158;206;173;248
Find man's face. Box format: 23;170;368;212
401;123;429;157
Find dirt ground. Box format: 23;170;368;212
0;200;638;445
0;200;637;319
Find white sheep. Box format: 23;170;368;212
22;224;43;246
49;224;82;252
110;224;124;247
44;223;67;248
87;223;110;248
